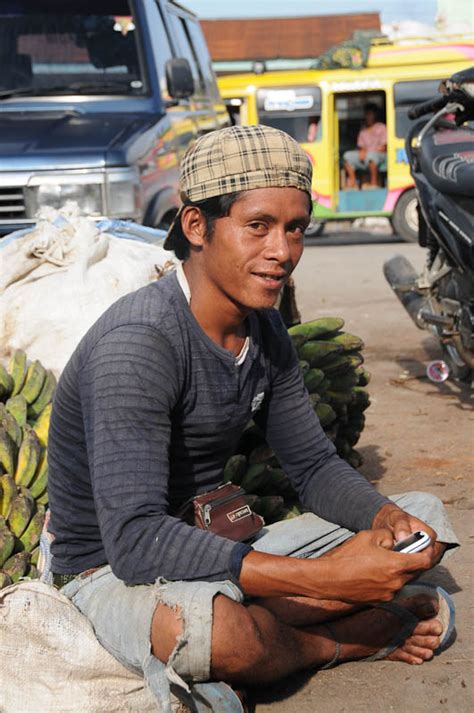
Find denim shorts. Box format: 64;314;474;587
343;149;386;169
61;491;459;712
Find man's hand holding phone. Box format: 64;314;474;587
372;502;444;567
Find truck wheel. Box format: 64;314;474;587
391;189;418;242
305;220;326;238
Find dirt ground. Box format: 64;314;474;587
252;236;473;713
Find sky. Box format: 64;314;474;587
184;0;438;25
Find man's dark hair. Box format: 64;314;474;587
172;192;242;260
364;102;380;119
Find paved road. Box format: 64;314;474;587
253;237;473;713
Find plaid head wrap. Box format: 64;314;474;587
164;124;312;250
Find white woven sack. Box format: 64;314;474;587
0;580;159;713
0;203;176;376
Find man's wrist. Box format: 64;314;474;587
239;550;331;600
372;502;402;529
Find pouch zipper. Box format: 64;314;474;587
200;488;246;527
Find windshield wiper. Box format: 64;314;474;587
0;81;141;100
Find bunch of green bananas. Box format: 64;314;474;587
0;350;54;589
222;317;371;523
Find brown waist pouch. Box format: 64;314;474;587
178;483;264;542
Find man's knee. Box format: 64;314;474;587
151;601;183;663
211;595;267;679
343;150;357;166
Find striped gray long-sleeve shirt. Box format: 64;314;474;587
47;271;389;585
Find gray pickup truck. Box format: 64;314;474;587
0;0;229;235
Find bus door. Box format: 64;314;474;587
334;90;388;215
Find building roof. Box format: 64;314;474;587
201;13;381;61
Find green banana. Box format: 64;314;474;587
0;475;16;519
244;493;259;510
5;394;28;427
290;333;306;350
298;360;310;375
315;402;337;427
8;349;27;396
327;370;359;392
327;332;365;353
356;367;371;386
347;449;363;469
239;463;268;494
289;317;345;342
0;363;14;400
14;426;41;487
335;438;352;459
351;387;371;412
248;445;275;465
2;551;30;583
252;495;285;523
298;340;343;368
257;468;294;498
32;401;52;447
7;490;35;538
319;353;364;376
303;368;325;392
36;490;49;506
30;545;40;566
0;571;12;589
27;564;38;580
283;505;303;520
19;504;45;553
0;526;15;568
27;370;57;420
0;426;17;475
347;413;366;431
0;404;22;449
313;377;331;395
326;390;354;407
222;454;247;485
20;360;47;405
28;451;48;499
308;392;321;408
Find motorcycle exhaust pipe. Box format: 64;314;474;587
383;254;427;328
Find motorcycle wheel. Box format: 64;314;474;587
440;340;473;384
391;189;419;243
305;220;326;238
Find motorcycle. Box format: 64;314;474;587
384;66;474;383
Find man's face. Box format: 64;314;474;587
195;186;311;312
365;110;376;126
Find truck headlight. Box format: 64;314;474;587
106;180;139;218
26;183;103;216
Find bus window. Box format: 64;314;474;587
256;86;322;142
394;79;442;138
337;92;387;190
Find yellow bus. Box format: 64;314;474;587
218;37;474;240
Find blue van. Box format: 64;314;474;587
0;0;229;235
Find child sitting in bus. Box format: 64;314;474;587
343;103;387;188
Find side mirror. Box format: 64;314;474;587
165;58;194;99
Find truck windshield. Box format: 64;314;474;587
0;0;146;96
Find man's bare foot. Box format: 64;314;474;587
317;591;443;667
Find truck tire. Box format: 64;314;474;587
391;189;418;242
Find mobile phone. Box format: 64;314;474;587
393;530;431;554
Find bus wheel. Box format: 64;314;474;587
305;220;326;238
391;189;418;242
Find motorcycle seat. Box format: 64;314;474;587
418;127;474;198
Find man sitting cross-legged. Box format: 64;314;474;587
48;125;458;712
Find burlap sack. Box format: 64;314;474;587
0;580;159;712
